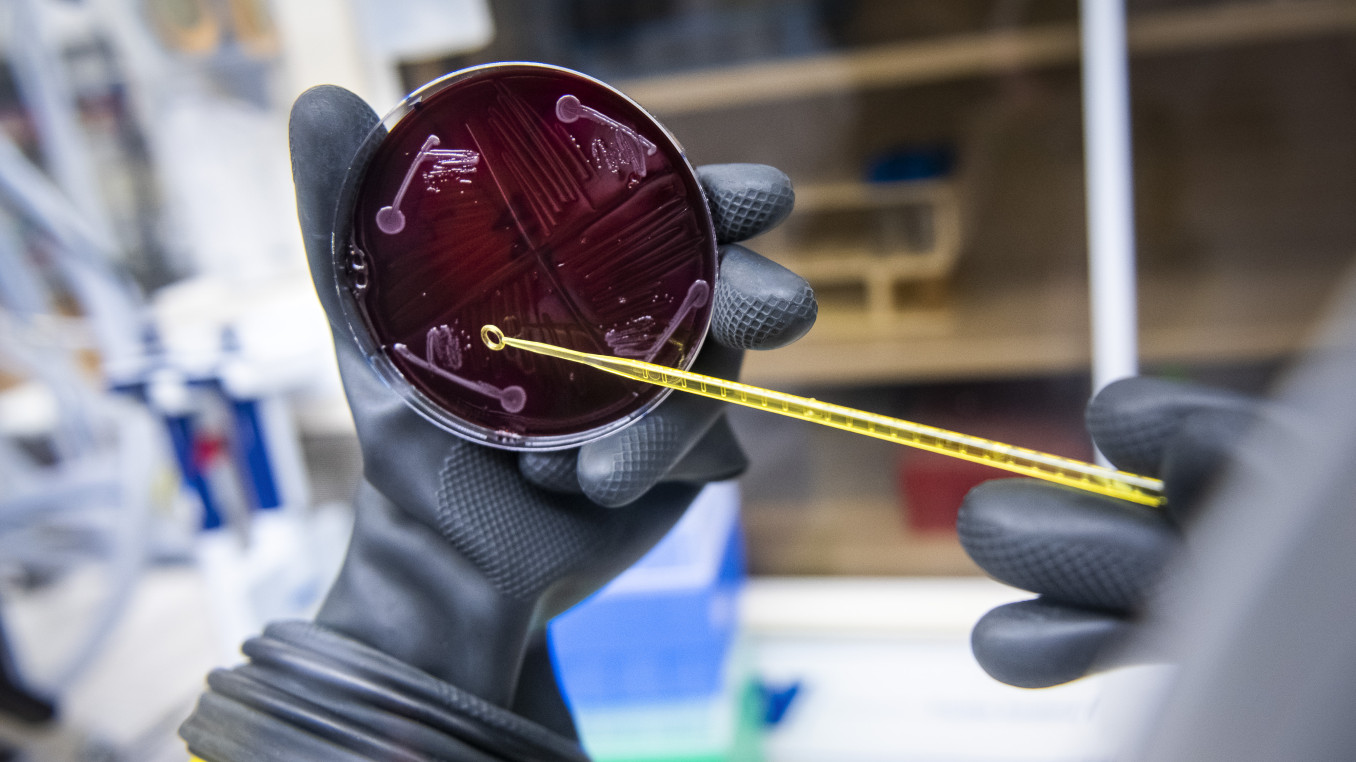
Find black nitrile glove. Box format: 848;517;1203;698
179;84;816;762
957;376;1261;688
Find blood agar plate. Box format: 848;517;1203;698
333;63;718;450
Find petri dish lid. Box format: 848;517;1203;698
332;63;718;451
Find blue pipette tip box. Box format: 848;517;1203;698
550;482;756;760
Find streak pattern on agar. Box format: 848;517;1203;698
340;65;717;447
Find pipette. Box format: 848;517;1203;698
480;325;1165;507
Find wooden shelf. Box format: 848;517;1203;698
754;180;963;331
619;0;1356;116
605;0;1356;390
743;496;979;577
742;263;1343;387
789;179;954;212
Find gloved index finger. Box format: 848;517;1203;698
289;85;382;326
697;164;795;244
958;478;1178;612
1087;376;1259;477
711;244;816;351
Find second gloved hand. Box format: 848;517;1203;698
957;376;1261;688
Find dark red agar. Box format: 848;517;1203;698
337;64;717;449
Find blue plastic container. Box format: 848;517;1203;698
550;482;754;760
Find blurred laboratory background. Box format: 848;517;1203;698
0;0;1353;760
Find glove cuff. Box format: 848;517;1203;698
179;621;589;762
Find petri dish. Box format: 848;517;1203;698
332;63;718;450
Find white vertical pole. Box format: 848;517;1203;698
1080;0;1140;397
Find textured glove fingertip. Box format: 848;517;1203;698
712;245;817;350
698;164;795;243
957;480;1176;611
290;85;381;322
520;451;583;494
1087;378;1184;476
578;417;686;508
1087;376;1257;476
289;86;380;230
972;599;1132;689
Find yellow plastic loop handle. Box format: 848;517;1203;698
481;326;1165;507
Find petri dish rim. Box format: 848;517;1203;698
330;62;717;451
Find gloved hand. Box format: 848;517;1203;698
179;84;815;762
956;376;1261;688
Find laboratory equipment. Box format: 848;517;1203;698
334;63;718;450
481;325;1166;507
